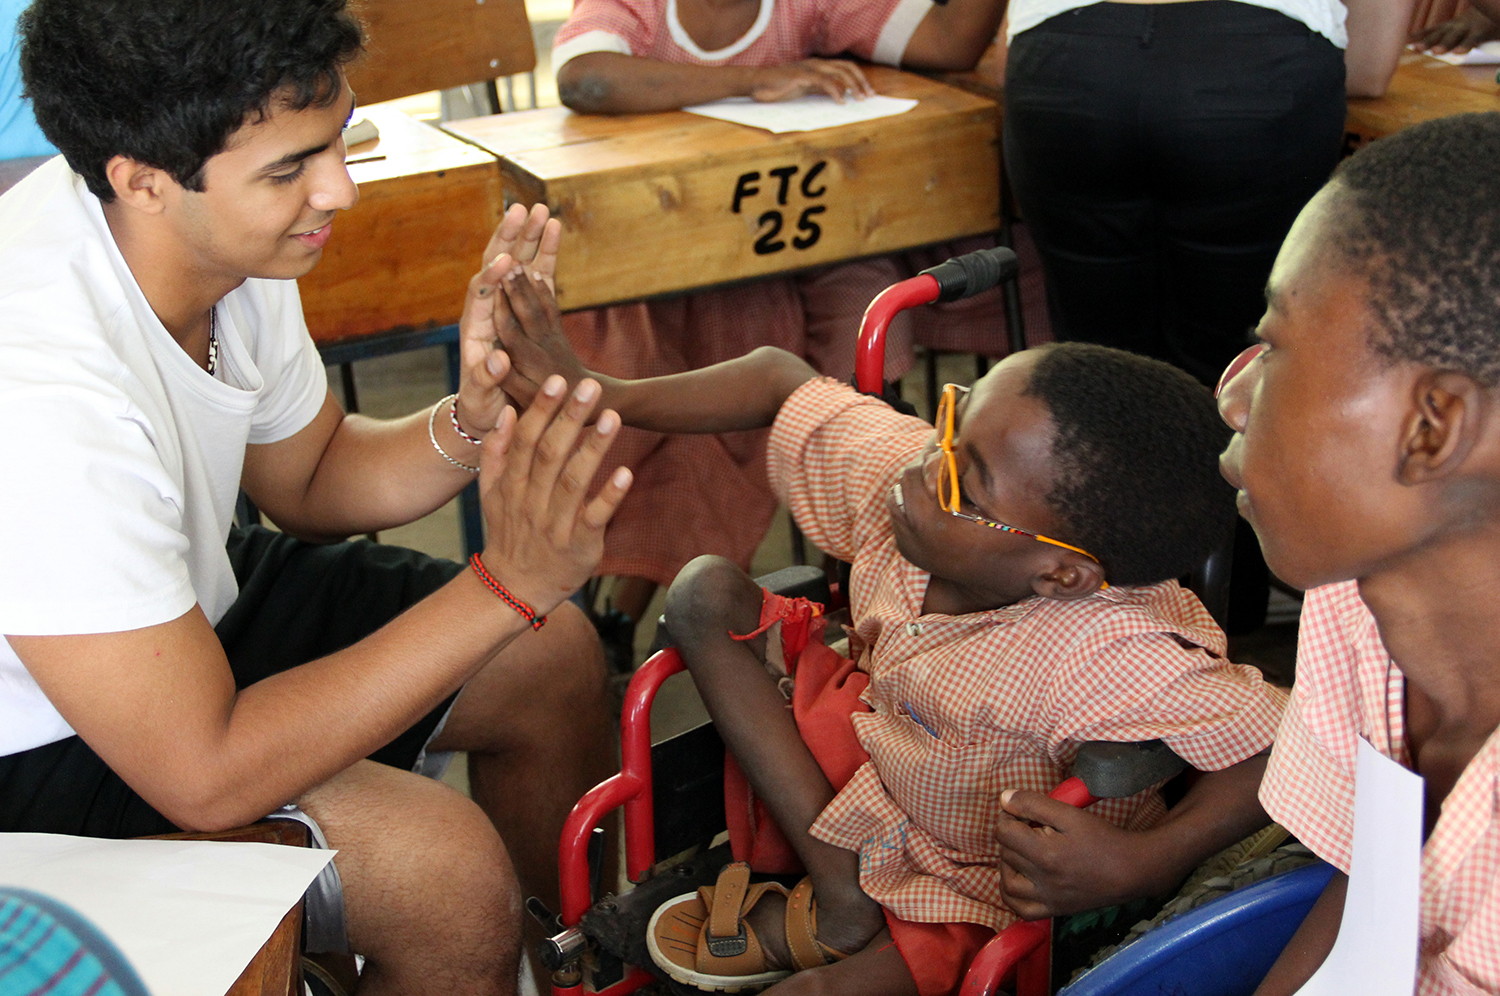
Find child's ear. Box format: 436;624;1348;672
1396;370;1484;486
1031;557;1104;601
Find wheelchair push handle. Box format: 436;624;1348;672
855;246;1020;394
920;246;1020;304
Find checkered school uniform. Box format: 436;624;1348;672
1261;581;1500;996
767;378;1288;929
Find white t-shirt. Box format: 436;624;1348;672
0;157;328;756
1005;0;1349;47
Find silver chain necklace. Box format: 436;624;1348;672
206;306;219;377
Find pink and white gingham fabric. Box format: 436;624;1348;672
768;377;1288;928
1261;581;1500;996
552;0;928;72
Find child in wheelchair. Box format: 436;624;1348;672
1219;113;1500;996
488;269;1287;996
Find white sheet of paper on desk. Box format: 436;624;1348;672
1426;41;1500;65
0;833;333;996
683;94;919;133
1293;738;1423;996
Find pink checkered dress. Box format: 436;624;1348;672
767;378;1288;928
1261;581;1500;995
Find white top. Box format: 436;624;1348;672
1005;0;1349;47
0;157;327;756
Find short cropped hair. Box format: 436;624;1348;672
20;0;363;200
1023;343;1235;587
1328;112;1500;385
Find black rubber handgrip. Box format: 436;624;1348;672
918;246;1020;303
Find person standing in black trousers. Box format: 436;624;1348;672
1002;0;1408;629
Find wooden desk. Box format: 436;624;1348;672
1345;51;1500;151
296;102;504;346
444;67;1000;311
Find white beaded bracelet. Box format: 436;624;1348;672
429;394;480;473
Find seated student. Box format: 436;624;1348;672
488;267;1287;996
0;2;630;993
546;0;1009;643
1215;113;1500;996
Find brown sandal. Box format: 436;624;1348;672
646;863;852;992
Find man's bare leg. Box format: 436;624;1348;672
663;555;885;962
299;760;522;996
430;600;615;948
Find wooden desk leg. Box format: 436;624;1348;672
224;901;303;996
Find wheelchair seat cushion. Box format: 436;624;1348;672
646;863;850;991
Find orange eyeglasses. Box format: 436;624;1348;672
935;383;1105;570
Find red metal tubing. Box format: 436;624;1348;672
621;649;686;882
959;918;1049;996
1047;775;1096;809
559;772;644;924
855;275;939;394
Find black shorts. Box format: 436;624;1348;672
0;526;464;838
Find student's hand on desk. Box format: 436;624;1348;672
750;59;875;103
455;204;563;439
474;374;631;617
995;789;1164;919
1412;7;1497;54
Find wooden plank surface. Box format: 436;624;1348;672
1345;51;1500;150
297;102;504;343
445;67;1001;310
345;0;535;105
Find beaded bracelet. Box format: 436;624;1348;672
428;395;480;473
449;395;484;445
469;553;547;630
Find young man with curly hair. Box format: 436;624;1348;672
0;3;631;993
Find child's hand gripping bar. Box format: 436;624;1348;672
855;246;1020;394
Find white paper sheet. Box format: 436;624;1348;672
0;833;334;996
1425;41;1500;65
1293;738;1423;996
682;94;919;133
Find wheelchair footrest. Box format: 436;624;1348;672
579;842;735;983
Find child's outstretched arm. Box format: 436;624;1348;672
491;261;819;433
993;752;1272;918
557;52;874;114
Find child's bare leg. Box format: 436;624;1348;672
764;929;919;996
663;555;885;962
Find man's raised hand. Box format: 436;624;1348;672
456;203;563;440
473;374;631;619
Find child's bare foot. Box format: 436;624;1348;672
745;877;886;969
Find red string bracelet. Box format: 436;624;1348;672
469;554;547;630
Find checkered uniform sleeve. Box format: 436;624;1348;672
1258;582;1368;874
1054;632;1287;772
809;0;934;64
552;0;649;72
767;377;929;563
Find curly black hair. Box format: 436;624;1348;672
20;0;364;201
1022;343;1235;587
1327;112;1500;385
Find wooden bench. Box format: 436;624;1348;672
443;66;1001;311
